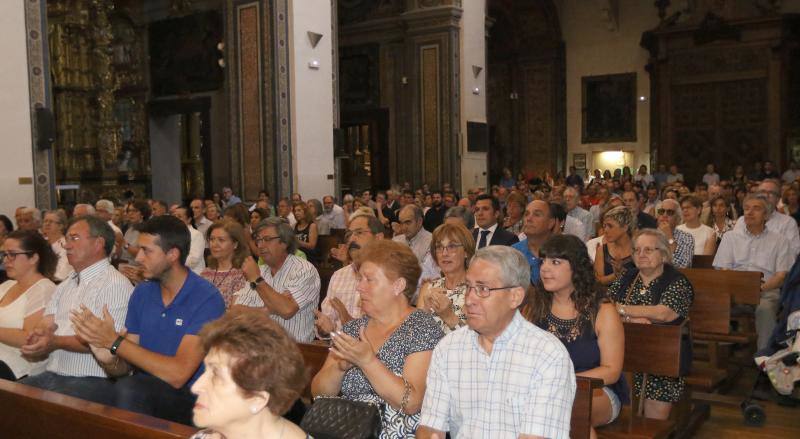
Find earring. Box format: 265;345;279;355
250;406;259;414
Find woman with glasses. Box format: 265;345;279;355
655;198;694;268
607;229;694;420
527;234;627;435
0;230;57;380
417;223;475;333
201;220;251;309
41;210;72;281
594;206;636;287
311;239;443;438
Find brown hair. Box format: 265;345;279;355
355;239;420;302
206;219;250;269
292;202;314;224
430;222;475;268
199;308;308;416
679;194;703;210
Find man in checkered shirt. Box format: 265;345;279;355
417;246;576;439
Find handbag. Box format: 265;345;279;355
300;395;382;439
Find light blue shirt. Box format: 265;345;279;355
419;311;575;439
713;226;794;293
512;239;539;284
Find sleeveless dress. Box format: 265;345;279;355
538;313;629;407
294;223;318;261
602;244;634;276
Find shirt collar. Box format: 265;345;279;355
74;258;111;285
470;310;524;353
479;223;499;234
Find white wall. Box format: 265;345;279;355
289;0;335;200
0;2;35;223
561;0;660;173
460;0;488;194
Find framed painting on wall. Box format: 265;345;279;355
573;153;586;170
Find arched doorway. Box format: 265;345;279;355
486;0;565;184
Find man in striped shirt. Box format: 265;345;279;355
237;217;320;342
21;215;133;405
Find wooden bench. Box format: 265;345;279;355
598;321;686;439
0;379;197;439
691;254;714;269
298;342;329;400
571;376;604;439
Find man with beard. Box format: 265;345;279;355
424;190;447;232
314;213;384;337
69;215;225;425
320;195;347;230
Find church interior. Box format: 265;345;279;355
0;0;799;438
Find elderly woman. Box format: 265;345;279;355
417;223;475;333
527;234;627;435
655;198;694;268
190;308;308;439
0;230;57;380
607;229;694;420
311;240;444;438
42;209;73;281
594;206;636;286
676;195;716;256
200;220;251;309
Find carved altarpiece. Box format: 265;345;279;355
644;13;800;184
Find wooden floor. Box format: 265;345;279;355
693;365;800;438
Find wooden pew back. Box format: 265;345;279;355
691;255;714;269
571;376;603;439
0;379;197;439
678;268;761;305
298;342;329;398
622;321;685;378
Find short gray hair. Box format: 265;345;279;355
743;193;774;217
400;204;423;221
20;207;42;223
95;199;114;214
74;203;96;216
603;206;636;236
633;228;673;265
253;217;297;254
471;246;530;289
44;209;68;230
659;198;682;221
350;213;383;234
445;206;474;229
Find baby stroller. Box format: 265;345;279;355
746;255;800;425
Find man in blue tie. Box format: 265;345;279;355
512;200;555;285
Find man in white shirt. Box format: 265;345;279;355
666;164;684;184
277;198;297;228
392;205;432;262
320;195;347;229
782;161;800;184
564;187;593;240
95;199;125;257
189;198;213;238
702;163;720;186
172;206;206;273
733;179;800;256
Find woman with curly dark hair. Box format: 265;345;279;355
525;234;627;437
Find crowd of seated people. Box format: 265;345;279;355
0;159;797;437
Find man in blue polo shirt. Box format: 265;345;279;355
512;200;556;285
71;215;225;425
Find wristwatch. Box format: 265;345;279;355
250;276;265;290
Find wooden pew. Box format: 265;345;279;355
298;342;329;400
571;376;604;439
691;254;714;269
598;321;685;439
0;379;197;439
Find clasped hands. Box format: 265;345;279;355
69;305;123;363
329;327;375;371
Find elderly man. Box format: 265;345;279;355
71;215;224;425
392;204;433;262
320;195;347;230
96;199;125;258
277;197;297;228
172;206;206;273
563;187;593;240
733;179;800;256
714;193;794;350
237;218;320;342
189;198;212;238
20;216;133;404
473;194;519;249
72;204;96;218
15;207;41;231
512;200;555;285
314;213;383;337
417;246;575;439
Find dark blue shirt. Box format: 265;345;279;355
125;270;225;388
512;239;540;285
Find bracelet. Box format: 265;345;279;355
618;304;626;316
399;376;411;413
110;335;125;356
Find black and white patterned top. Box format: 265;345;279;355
428;277;467;334
672;228;695;268
340;310;444;403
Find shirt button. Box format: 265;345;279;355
161;313;166;318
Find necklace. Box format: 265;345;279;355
546;312;582;343
211;268;233;288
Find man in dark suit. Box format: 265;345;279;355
622;190;657;230
472;194;519;249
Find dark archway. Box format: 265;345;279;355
487;0;565;184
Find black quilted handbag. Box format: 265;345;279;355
300;395;382;439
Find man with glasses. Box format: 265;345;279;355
512;200;555;285
417;246;575;439
236;217;320;342
314;213;383;338
392;205;432;262
732;179;800;256
655;198;694;268
20;215;133;404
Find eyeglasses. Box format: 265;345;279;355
65;234;92;242
633;246;658;256
465;284;515;298
656;208;676;216
344;229;371;240
254;235;280;245
434;243;463;254
0;251;33;261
